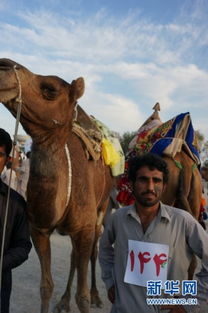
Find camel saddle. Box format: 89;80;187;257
128;112;200;165
72;105;102;161
117;111;200;206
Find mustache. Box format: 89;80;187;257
141;191;156;196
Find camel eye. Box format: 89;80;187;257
40;83;59;100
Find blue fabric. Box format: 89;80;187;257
149;112;200;162
150;138;173;156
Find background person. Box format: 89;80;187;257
16;151;30;200
1;160;18;192
99;153;208;313
0;128;32;313
1;146;20;193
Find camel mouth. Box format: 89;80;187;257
0;87;17;92
0;86;19;104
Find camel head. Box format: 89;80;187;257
0;58;85;143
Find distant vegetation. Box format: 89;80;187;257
119;131;136;154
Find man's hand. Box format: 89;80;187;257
108;285;115;304
160;305;186;312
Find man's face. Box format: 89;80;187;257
0;145;8;174
132;166;166;207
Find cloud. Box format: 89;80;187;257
0;2;208;138
0;8;197;65
93;61;208;112
0;5;207;71
82;90;145;134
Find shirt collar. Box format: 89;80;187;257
126;201;171;223
159;202;171;222
126;204;140;221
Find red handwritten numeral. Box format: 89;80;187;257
138;252;151;273
129;250;167;276
153;253;167;276
130;250;135;271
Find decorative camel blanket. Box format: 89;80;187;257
117;112;200;205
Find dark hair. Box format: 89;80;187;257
0;128;12;157
128;153;169;184
6;161;12;169
26;151;31;159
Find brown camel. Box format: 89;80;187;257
125;103;202;220
142;104;202;221
127;104;202;279
155;122;202;280
162;151;202;220
0;59;114;313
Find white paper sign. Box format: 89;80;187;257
124;240;169;287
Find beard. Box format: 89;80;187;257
134;191;161;207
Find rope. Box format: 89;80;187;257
0;65;23;306
64;144;72;208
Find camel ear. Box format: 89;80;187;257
71;77;85;100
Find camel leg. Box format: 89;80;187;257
90;199;109;308
90;225;103;308
74;229;95;313
55;202;108;311
53;244;76;313
31;227;54;313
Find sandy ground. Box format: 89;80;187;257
10;232;111;313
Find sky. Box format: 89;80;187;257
0;0;208;141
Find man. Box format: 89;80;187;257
99;153;208;313
0;128;32;313
16;151;31;200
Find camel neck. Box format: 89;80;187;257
30;143;66;179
